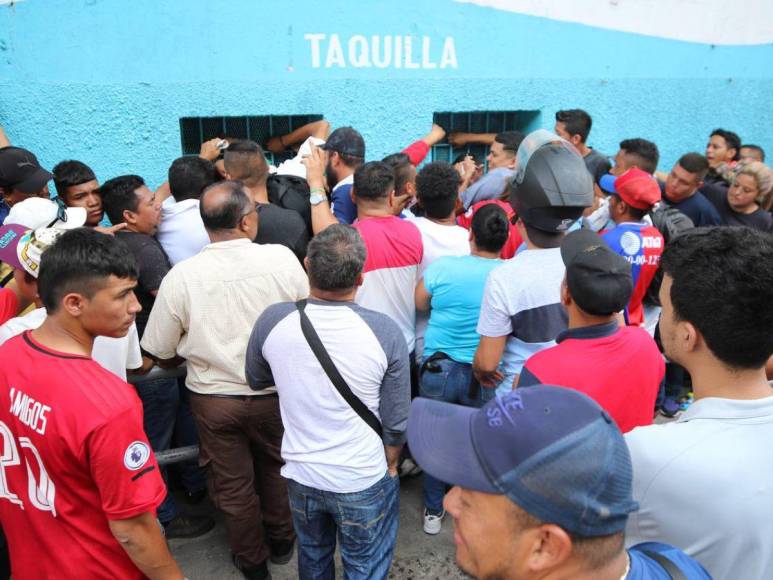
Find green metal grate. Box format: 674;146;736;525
431;110;541;171
180;114;324;165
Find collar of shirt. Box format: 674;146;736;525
307;297;355;307
556;320;619;343
332;173;354;192
201;238;253;252
677;395;773;423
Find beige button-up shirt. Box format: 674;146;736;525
141;238;309;396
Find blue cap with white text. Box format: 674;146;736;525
407;386;638;537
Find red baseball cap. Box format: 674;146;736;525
613;168;661;210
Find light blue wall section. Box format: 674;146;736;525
1;0;771;187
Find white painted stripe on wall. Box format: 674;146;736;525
455;0;773;45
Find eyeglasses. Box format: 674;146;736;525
47;199;69;228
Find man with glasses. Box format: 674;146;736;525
142;181;309;580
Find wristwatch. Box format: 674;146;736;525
310;192;327;206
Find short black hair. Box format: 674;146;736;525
352;161;394;201
661;227;773;369
495;131;525;155
199;180;252;231
471;203;509;253
416;162;460;219
710;129;741;161
223;140;269;187
52;160;97;197
99;175;145;225
382;152;413;195
38;228;138;313
677;153;709;179
740;144;765;162
555;109;593;143
168;156;218;202
619;139;660;174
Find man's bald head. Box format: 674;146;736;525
223;140;269;187
200;180;254;232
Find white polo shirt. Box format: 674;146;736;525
625;395;773;580
157;196;210;266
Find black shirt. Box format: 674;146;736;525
702;188;773;232
583;149;612;184
254;203;310;262
115;231;171;337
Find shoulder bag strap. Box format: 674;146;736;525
639;549;687;580
295;300;383;438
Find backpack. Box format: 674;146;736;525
644;204;694;306
266;174;312;235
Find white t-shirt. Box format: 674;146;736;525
408;217;470;358
625;396;773;580
476;248;567;393
246;300;410;493
157;196;210;266
0;308;142;380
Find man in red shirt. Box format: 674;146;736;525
518;229;664;432
0;227;182;579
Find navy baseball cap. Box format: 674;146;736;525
407;387;639;537
321;127;365;158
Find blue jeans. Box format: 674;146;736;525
288;472;400;580
419;356;494;513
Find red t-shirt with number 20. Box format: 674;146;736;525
0;331;165;579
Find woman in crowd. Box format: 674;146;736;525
706;161;773;231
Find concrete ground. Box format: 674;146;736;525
171;474;468;579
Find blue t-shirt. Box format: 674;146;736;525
424;254;502;364
331;182;357;224
628;542;711;579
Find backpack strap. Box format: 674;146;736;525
295;300;383;438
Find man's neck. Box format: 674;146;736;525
685;355;772;401
310;288;357;302
357;204;393;220
206;230;250;244
244;183;269;204
31;315;94;357
527;549;629;580
577;142;591;157
567;308;617;330
335;167;354;186
471;248;500;259
426;212;457;226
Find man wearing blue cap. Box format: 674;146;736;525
407;387;709;579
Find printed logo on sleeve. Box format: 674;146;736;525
620;231;641;256
123;441;151;471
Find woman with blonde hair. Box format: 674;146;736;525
705;161;773;232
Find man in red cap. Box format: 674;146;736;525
601;167;664;326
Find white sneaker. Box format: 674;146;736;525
423;509;445;535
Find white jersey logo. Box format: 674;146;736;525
123;441;151;471
620;231;641;256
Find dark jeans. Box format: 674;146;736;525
173;379;207;494
419;356;494;513
288;472;400;580
133;376;181;523
190;393;294;567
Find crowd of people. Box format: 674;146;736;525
0;111;771;580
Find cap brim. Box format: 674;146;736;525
15;167;53;194
0;224;29;272
599;174;617;195
407;398;498;494
56;206;88;229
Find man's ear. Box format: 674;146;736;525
525;524;573;573
61;292;86;318
387;188;396;208
303;256;310;273
122;209;137;226
224;171;234;180
355;272;364;288
405;181;416;196
681;320;701;354
560;278;571;307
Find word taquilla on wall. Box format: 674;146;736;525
304;34;458;69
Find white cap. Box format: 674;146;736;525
5;197;87;230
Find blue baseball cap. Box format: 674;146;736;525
599;173;617;195
407;386;639;537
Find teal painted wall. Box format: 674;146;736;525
1;0;771;186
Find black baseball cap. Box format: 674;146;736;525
0;147;53;193
561;229;633;316
321;127;365;158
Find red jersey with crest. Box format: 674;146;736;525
0;331;165;579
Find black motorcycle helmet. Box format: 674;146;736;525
510;131;594;233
